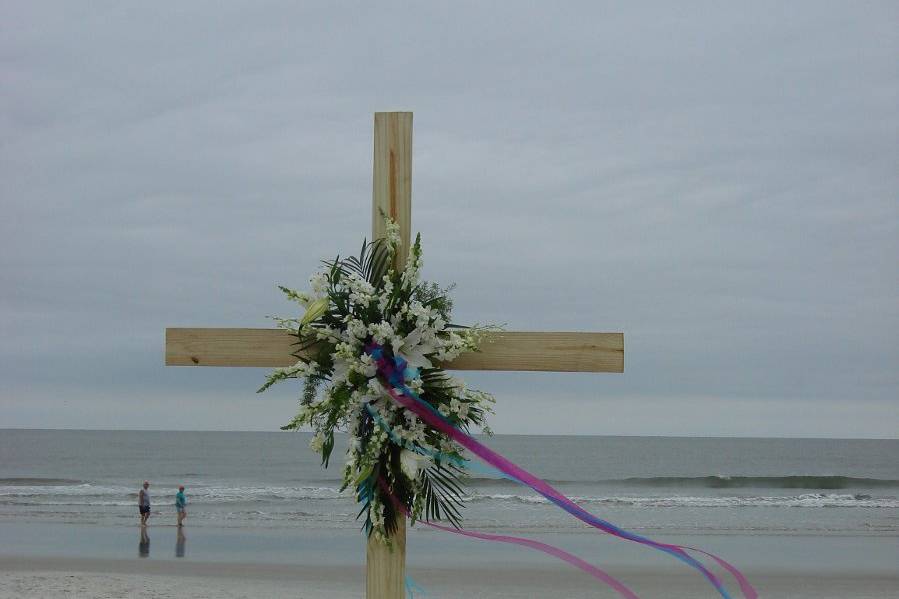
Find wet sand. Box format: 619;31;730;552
2;554;899;598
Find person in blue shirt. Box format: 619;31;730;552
175;485;187;527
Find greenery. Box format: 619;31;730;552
258;224;495;540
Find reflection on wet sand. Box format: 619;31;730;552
138;527;150;558
175;528;186;558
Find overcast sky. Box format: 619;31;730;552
2;2;897;437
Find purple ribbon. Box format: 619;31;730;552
366;343;758;599
379;477;641;599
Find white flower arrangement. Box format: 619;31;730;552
259;220;496;540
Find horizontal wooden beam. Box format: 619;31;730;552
166;328;623;373
444;331;623;373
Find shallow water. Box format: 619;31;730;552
1;430;896;537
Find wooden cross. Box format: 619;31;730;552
165;112;624;599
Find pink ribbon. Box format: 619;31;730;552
367;344;757;599
379;477;640;599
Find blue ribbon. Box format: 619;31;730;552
364;343;743;599
405;575;428;598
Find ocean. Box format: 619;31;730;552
2;430;896;535
1;430;897;579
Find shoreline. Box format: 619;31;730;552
1;522;898;598
3;520;896;567
2;555;898;598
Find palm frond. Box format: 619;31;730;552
420;461;467;528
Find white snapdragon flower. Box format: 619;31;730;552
400;246;422;290
309;272;328;295
377;279;395;312
347;273;375;295
407;419;427;444
434;332;467;362
356;353;378;378
367;378;383;396
368;321;395;345
290;404;311;424
347;319;368;341
279;286;311;307
315;325;342;342
469;389;495;407
370;498;385;532
347;274;375;308
271;359;318;380
385;220;402;250
450;398;470;419
335;341;357;358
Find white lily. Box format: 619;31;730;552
400;449;430;480
397;328;437;369
301;297;329;325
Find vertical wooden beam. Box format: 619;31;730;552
372;112;413;268
366;515;407;599
367;111;412;599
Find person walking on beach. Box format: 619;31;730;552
138;480;151;526
175;485;187;527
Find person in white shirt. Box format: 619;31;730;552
138;481;151;526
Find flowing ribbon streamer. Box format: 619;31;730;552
365;343;758;599
368;404;637;597
404;575;428;598
379;477;640;599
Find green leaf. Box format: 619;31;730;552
354;465;374;486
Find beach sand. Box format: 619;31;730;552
2;555;898;598
1;520;897;598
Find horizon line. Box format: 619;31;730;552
1;427;896;441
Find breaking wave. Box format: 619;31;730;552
466;475;899;489
465;492;898;509
615;476;899;489
2;481;895;509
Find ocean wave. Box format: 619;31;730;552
0;483;353;504
1;500;138;507
615;476;899;489
465;475;899;489
0;483;134;498
465;492;899;509
0;478;84;486
3;481;896;510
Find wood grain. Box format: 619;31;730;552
371;112;412;268
366;514;406;599
165;328;624;372
446;331;624;373
369;111;411;599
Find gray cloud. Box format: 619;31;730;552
2;1;897;436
